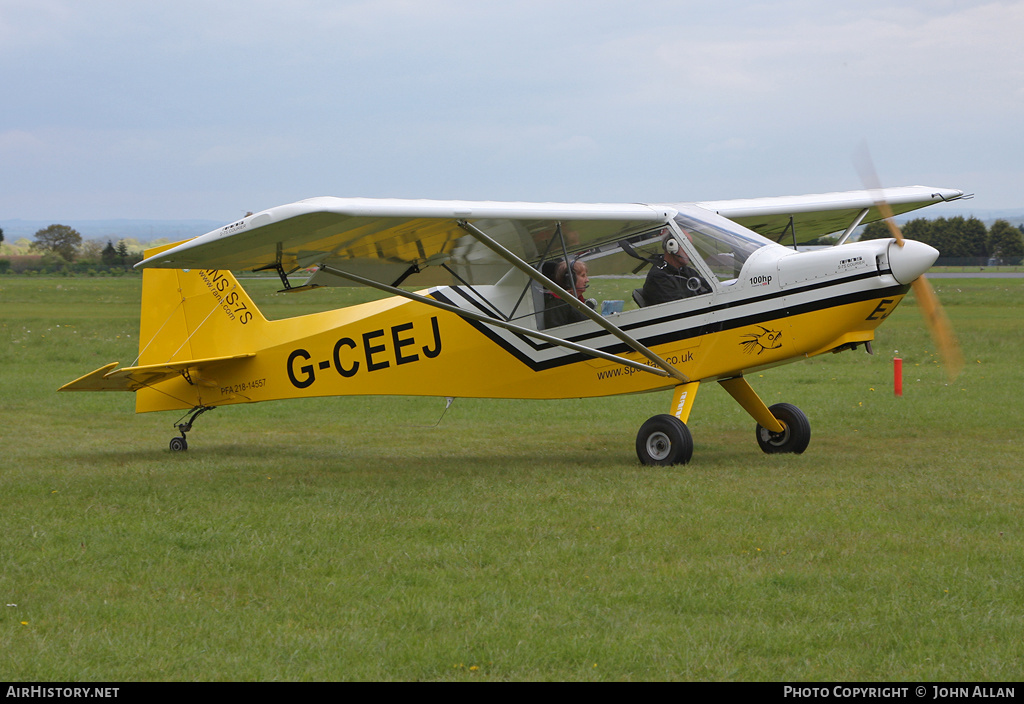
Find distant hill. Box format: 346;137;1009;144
0;219;223;244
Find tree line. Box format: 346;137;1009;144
0;224;145;274
859;216;1024;265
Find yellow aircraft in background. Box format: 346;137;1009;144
61;185;964;464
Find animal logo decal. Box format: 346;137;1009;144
740;326;783;355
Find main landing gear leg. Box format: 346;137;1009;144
718;377;810;455
169;405;215;452
636;382;700;466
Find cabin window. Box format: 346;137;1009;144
671;207;773;284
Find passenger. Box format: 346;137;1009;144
641;232;711;305
544;259;595;328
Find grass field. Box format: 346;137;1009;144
2;276;1023;681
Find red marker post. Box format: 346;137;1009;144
894;357;903;397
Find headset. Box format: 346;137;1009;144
555;257;584;290
553;257;596;308
661;233;706;294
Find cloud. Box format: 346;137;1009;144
1;0;1021;217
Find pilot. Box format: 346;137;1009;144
544;259;595;328
641;232;711;305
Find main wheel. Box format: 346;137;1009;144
169;436;188;452
755;403;810;454
636;414;693;466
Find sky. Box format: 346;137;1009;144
2;0;1022;222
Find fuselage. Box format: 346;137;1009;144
133;234;933;413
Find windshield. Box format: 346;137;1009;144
671;205;774;282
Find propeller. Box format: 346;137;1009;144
855;148;963;382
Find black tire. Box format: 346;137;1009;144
169;436;188;452
636;414;693;466
755;403;810;454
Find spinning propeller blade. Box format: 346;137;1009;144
856;148;963;381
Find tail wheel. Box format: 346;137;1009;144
636;414;693;466
167;405;214;452
756;403;811;454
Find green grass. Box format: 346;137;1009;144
1;276;1023;680
930;265;1023;274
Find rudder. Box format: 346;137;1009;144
137;243;267;368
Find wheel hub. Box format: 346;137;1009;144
646;432;672;461
759;421;790;447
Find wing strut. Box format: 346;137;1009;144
316;264;672;378
253;242;297;291
776;216;798;249
455;220;689;383
836;208;870;246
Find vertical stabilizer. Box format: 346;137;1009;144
138;249;266;367
135;243;267;412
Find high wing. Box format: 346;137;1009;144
138;198;675;287
694;186;967;244
137;187;966;286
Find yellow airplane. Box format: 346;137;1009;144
60;185;965;464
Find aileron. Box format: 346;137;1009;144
695;186;966;243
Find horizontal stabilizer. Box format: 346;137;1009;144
59;354;255;392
